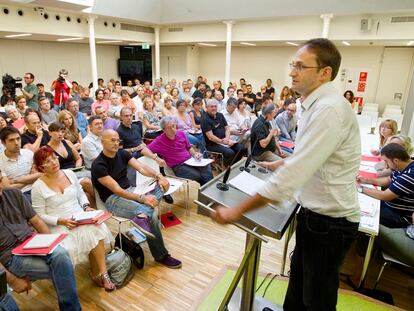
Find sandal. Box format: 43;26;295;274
90;271;116;291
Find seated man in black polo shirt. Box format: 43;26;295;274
201;99;244;167
251;104;283;162
92;130;181;269
21;112;50;152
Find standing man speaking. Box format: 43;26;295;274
213;38;361;310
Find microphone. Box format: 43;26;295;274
216;133;250;191
240;134;260;173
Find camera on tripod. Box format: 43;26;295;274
2;74;23;99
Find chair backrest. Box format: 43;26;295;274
382;252;412;268
361;110;379;128
356;115;372;133
363;105;378;112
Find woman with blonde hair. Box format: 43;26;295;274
277;86;291;109
371;119;398;156
58;110;82;150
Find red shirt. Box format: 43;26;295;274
53;80;71;106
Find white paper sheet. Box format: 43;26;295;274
72;210;104;222
228;171;265;196
184;158;214;167
23;234;61;249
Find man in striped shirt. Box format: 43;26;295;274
358;143;414;228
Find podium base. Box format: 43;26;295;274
227;288;283;311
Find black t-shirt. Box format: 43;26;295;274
192;89;204;99
117;122;143;149
251;115;276;156
21;129;50;148
244;92;256;109
265;87;275;98
91;149;132;203
201;112;228;147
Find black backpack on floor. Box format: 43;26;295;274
114;232;145;269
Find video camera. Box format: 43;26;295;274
2;74;22;99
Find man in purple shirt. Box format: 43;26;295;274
148;116;213;185
95;105;119;131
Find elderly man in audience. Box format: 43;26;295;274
0;126;42;202
214;89;226;112
78;86;94;116
37;83;54;104
91;129;182;268
66;98;88;138
250;104;284;162
148;116;213;185
275;102;297;142
221;97;249;143
21;72;39;110
21;112;50;152
201;99;244;167
5;106;25;131
81;116;103;170
0;181;81;310
95;105;118;131
39;96;58;125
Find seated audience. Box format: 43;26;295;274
95;106;118;131
344;90;358;113
39;96;58;125
32;146;114;290
92;89;110;114
148;116;212;185
0;114;8;132
189;98;205;131
170;88;180;106
214;90;225;112
235;98;252;130
120;90;135;113
58;110;82;150
132;86;145;119
162;84;172;100
357;143;414;228
250;104;283;162
275;103;297;141
37;83;54;104
255;85;267;113
108;93;123;120
5;106;25;131
91;129;181;268
371;119;398;156
15;95;28;116
192;81;207;99
277;85;292;109
221;98;249;143
276;97;296;118
0;126;42;202
0;185;81;310
152;90;164;112
243;84;256;111
201;99;243;166
174;99;205;153
161;97;177;117
66;98;88;138
265;78;275;98
78;86;94;116
142;97;162;140
21;112;50;152
81;116;103;170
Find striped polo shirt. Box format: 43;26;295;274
386;161;414;216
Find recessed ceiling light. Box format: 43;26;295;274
240;42;256;46
286;41;299;46
342;41;351;46
57;37;84;42
198;43;217;47
5;33;32;38
407;41;414;46
128;42;142;46
96;40;123;44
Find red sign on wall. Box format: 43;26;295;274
357;82;366;92
359;72;368;82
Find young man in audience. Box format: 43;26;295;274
223;86;236;105
132;86;145;114
36;83;54;104
91;129;182;268
357;143;414;228
214;90;226;112
78;86;94;116
81;116;104;170
243;84;256;110
95;105;118;131
236;89;244;100
0;127;42;202
250;104;283;162
143;81;153;96
92;89;110;114
0;180;81;310
275;102;297;141
201;99;244;167
39;97;58;125
221;97;248;143
187;79;196;95
21;73;38;110
213;80;225;97
148;116;213;185
21;113;50;152
192;82;207;99
66;98;88;138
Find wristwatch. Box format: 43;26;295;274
357;185;363;193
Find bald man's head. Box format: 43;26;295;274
101;129;120;154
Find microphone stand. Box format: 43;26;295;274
240;134;260;173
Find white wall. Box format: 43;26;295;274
0;39;119;88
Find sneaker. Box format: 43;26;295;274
163;194;174;204
156;254;182;269
131;216;155;239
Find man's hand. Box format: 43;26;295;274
36;126;43;137
143;194;158;208
158;177;170;192
356;175;369;184
155;157;166;167
222;138;230;145
271;128;279;137
258;159;284;171
57;218;78;229
228;139;236;147
9;274;31;294
212;206;243;224
193;152;202;161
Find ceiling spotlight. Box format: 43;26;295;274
342;41;351;46
286;41;299;46
198;42;217;47
407;41;414;46
240;42;256;46
57;37;84;41
5;33;32;38
97;40;123;44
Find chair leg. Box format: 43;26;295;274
185;180;190;216
373;261;389;290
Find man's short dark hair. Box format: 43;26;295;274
302;38;341;81
284;98;296;107
262;95;272;102
38;96;48;103
227;97;237;106
227;86;235;92
88;115;102;126
0;126;20;142
66;97;78;108
236;89;243;94
25;73;34;80
381;143;410;161
246;84;252;88
36;83;44;88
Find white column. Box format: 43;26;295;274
320;14;333;38
154;26;161;81
223;21;234;89
88;15;98;91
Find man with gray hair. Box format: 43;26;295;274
148;116;213;185
66;98;88;138
250;104;284;162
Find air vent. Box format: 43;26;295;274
391;16;414;23
168;27;183;32
120;23;154;33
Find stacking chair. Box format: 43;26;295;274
373;252;413;290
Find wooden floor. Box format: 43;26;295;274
13;181;414;310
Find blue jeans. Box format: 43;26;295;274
172;163;213;186
7;246;81;311
0;292;19;311
104;184;168;261
380;202;411;228
185;132;206;154
284;207;358;311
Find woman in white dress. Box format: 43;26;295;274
31;146;115;291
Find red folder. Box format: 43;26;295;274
12;234;67;256
358;170;378;179
361;155;381;162
279;141;295;149
76;212;112;225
